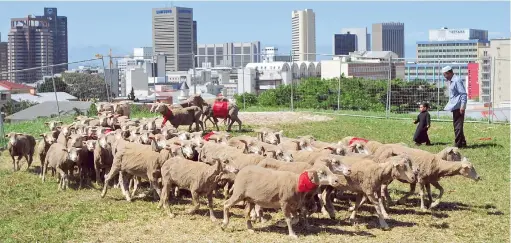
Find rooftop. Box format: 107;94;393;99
10;92;78;103
6;101;92;122
0;81;34;90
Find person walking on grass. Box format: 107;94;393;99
413;102;432;146
442;66;468;148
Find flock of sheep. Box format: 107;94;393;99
4;97;481;239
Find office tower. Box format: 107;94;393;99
291;9;316;61
372;22;405;58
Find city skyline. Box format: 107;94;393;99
0;1;509;63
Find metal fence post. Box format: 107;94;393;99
290;50;294;111
98;55;110;102
437;58;441;119
491;56;496;124
50;70;61;117
385;56;391;118
337;58;341;111
0;108;4;148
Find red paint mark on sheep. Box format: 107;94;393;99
349;137;369;145
297;171;317;193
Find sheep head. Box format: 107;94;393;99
349;142;369;154
211;157;239;174
65;147;83;163
173;140;195;159
441;147;463;161
84;140;97;152
308;164;340;187
459;158;480;181
318;157;351;177
324;145;347;156
390;154;416;183
40;133;56;145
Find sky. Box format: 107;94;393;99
0;1;509;63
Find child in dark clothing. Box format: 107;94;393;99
413;102;431;146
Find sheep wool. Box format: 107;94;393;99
297;171;317;193
349;137;368;145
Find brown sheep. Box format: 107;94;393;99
100;141;172;202
41;143;83;190
186;94;242;132
158;157;238;220
372;145;480;210
36;132;58;175
112;102;131;118
221;165;340;238
153;103;204;132
5;132;36;171
335;154;416;229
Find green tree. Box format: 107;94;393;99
62;73;111;101
127;87;136;100
38;77;68;93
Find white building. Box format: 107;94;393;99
125;67;149;97
340;27;371;51
429;27;488;42
238;61;321;94
197;41;261;68
291;9;316;62
133;47;153;60
262;47;292;63
116;58;138;74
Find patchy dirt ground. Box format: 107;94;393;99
237;112;333;126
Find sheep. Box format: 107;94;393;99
289;149;344;165
279;137;315;151
112;102;131;118
335;154;416;229
259;143;294;162
437;146;463;161
36;132;58;175
157;157;238;220
66;134;88;149
203;131;231;145
198;141;249;164
255;128;282;145
41;143;83;190
56;125;75;146
100;141;173;201
227;136;266;155
5;132;36;171
153;103;204;132
372;145;480;210
221;165;340;238
44;120;63;131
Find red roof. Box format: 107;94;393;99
0;81;34;90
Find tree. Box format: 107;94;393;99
127;87;136;100
62;73;111;101
38;77;68;93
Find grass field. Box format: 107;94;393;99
0;111;509;242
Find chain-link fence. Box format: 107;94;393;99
1;50;509;147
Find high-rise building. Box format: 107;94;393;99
405;27;489;85
477;38;509;106
192;20;197;67
36;8;68;73
152;7;194;72
340;28;370;51
0;34;7;80
133;47;153;60
333;32;356;55
8;16;54;83
372;22;405;58
291;9;316;61
197;42;261;68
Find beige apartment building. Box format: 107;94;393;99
478;38;510;107
291;9;316;62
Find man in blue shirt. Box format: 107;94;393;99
442;66;467;148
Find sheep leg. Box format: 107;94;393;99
159;180;176;218
378;194;390;219
212;117;220;131
25;154;31;171
101;166;120;198
226;118;235;132
367;194;390;230
119;172;132;202
187;191;200;214
223;182;231;199
221;195;242;230
418;183;427;210
41;162;48;182
173;186;180;198
233;116;242;132
381;183;394;207
245;203;255;232
397;183;416;205
425;183;433;207
348;193;364;223
429;181;444;209
300;205;310;230
150;178;162;199
348;195;367;212
207;192;218;222
282;204;298;239
56;167;66;191
321;186;336;219
17;155;23;171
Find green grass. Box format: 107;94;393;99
0;111;509;242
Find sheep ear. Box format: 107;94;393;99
40;134;45;137
44;122;49;125
4;134;8;138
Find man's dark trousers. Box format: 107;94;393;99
452;109;467;147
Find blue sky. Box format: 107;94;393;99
0;1;509;62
